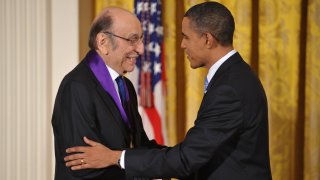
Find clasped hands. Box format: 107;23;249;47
64;136;122;170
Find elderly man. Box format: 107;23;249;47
64;2;272;180
52;7;161;180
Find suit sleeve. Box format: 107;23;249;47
125;85;244;179
52;80;111;178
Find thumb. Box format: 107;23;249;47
83;136;99;147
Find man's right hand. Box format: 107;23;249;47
64;136;122;170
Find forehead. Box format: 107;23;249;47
182;17;190;29
113;13;142;36
182;17;196;34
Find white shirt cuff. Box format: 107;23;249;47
120;150;125;169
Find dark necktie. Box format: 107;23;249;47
115;76;132;129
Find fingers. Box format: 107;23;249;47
66;160;91;170
66;146;87;154
83;136;99;146
65;137;100;153
71;163;91;170
64;153;85;162
65;159;82;167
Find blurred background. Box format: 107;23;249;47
0;0;319;179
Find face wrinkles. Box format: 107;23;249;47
107;16;144;75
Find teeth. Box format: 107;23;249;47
128;57;136;62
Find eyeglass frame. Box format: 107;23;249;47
103;31;144;46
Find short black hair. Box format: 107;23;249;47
184;1;235;46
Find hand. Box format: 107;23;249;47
64;136;122;170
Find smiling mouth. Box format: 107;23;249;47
127;57;137;64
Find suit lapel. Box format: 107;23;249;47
85;50;129;124
95;85;131;143
82;51;131;144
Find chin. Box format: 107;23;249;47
190;63;198;69
125;67;135;73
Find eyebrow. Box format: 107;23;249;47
128;33;143;39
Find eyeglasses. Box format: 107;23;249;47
103;31;144;46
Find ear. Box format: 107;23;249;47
204;33;218;49
96;32;109;55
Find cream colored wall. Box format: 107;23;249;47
0;0;79;179
51;0;79;178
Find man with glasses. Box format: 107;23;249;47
51;7;161;180
64;2;272;180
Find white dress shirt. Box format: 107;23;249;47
106;65;122;102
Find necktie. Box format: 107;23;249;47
116;76;126;106
115;76;132;129
204;77;209;93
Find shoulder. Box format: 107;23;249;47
216;55;261;92
60;61;96;88
57;61;96;96
63;61;91;81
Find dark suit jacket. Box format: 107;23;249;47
52;54;159;180
125;52;272;180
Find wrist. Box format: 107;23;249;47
115;151;123;169
117;156;121;168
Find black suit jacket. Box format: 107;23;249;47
125;52;272;180
52;54;159;180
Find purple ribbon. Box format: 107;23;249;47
85;50;129;126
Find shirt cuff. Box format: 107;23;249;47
120;150;125;169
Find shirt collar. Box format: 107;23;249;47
106;65;119;81
206;49;237;84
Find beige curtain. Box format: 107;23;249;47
259;0;302;179
162;0;178;146
304;1;320;180
94;0;320;179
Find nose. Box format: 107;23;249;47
135;41;144;55
181;39;186;49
